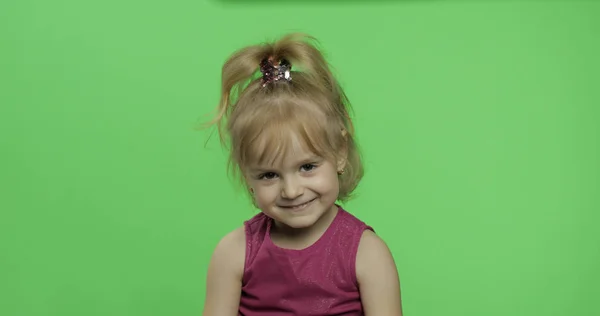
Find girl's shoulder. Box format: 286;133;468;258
354;229;403;314
209;225;246;273
203;226;247;315
208;212;267;277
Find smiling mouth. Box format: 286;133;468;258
280;198;317;210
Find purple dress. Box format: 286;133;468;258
239;207;374;315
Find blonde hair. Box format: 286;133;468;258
204;33;363;202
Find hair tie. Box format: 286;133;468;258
260;57;292;87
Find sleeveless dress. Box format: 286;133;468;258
239;206;374;315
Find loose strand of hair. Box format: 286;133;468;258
200;43;274;147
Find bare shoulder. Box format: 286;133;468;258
215;226;246;254
209;225;246;277
356;230;403;316
202;226;246;316
356;230;393;268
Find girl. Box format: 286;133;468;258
202;33;403;316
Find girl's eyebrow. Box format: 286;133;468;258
249;167;274;174
249;156;322;173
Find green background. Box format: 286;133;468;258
1;0;599;315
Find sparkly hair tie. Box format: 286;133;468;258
260;57;292;87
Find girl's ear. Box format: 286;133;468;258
337;128;349;173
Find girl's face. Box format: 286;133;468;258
244;133;342;232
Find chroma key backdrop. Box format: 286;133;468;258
1;0;598;315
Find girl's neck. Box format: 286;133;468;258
270;204;339;250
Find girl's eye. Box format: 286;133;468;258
259;172;278;180
301;164;317;172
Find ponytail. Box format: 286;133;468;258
205;44;269;144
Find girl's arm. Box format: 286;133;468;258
202;227;245;316
356;230;403;316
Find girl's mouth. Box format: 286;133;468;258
281;198;316;211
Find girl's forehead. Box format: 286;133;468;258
250;132;319;167
238;114;338;170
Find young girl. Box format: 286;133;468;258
202;33;403;316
